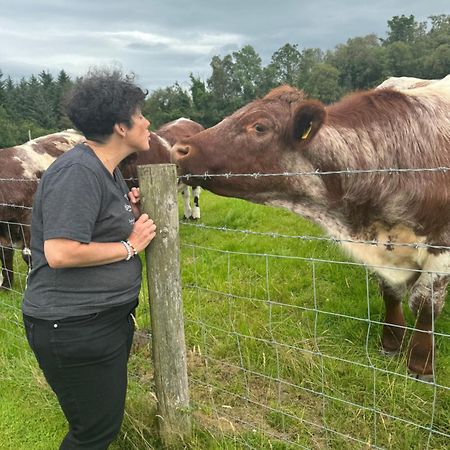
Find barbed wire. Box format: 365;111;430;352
0;220;30;227
1;165;449;184
178;167;450;181
0;178;39;182
0;203;32;210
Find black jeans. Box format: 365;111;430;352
23;300;137;450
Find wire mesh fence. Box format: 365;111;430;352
0;168;449;449
178;237;449;449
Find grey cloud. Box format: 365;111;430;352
1;0;449;92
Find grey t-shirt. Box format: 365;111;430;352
22;143;142;319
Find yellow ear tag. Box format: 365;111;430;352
301;122;312;140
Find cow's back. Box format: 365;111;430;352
0;129;84;212
157;118;205;145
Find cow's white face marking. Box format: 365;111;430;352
157;135;172;152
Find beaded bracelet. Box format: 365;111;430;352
126;240;138;256
120;240;133;261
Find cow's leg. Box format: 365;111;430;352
379;281;407;355
191;186;201;220
181;184;193;219
407;254;449;380
20;224;32;273
0;246;14;290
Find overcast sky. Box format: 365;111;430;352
1;0;449;92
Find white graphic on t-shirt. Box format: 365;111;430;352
124;194;135;224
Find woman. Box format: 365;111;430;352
22;69;157;449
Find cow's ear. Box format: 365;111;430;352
291;101;326;145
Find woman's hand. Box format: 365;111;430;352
127;213;156;253
128;187;141;218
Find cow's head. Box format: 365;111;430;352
173;86;326;200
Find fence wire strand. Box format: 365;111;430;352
1;165;449;448
181;233;449;447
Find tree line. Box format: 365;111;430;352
1;14;449;147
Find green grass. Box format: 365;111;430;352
1;190;449;449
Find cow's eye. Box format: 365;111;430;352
254;124;266;133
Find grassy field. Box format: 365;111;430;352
0;190;449;449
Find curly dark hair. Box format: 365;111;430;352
65;68;147;143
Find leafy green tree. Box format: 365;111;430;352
384;41;415;76
0;70;5;105
188;74;212;127
38;70;54;89
428;14;450;45
329;34;386;90
55;70;73;128
383;15;427;45
57;69;71;85
303;63;343;104
206;55;238;123
207;54;240;107
232;45;263;101
0;103;51;147
419;15;450;78
14;78;36;122
298;48;324;88
206;46;265;122
31;89;58;129
3;76;17;117
423;44;450;78
143;83;193;129
0;105;19;147
259;64;278;96
267;43;302;87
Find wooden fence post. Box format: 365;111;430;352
137;164;191;446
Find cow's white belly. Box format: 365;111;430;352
271;200;447;288
341;224;433;286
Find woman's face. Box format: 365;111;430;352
125;110;151;152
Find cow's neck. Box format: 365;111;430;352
267;124;393;240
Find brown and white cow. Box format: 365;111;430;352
120;117;204;219
376;76;438;91
0;129;84;289
173;77;450;380
0;119;204;290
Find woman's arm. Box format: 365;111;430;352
44;213;156;269
44;239;129;268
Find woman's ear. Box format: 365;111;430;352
114;123;127;137
291;100;326;146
